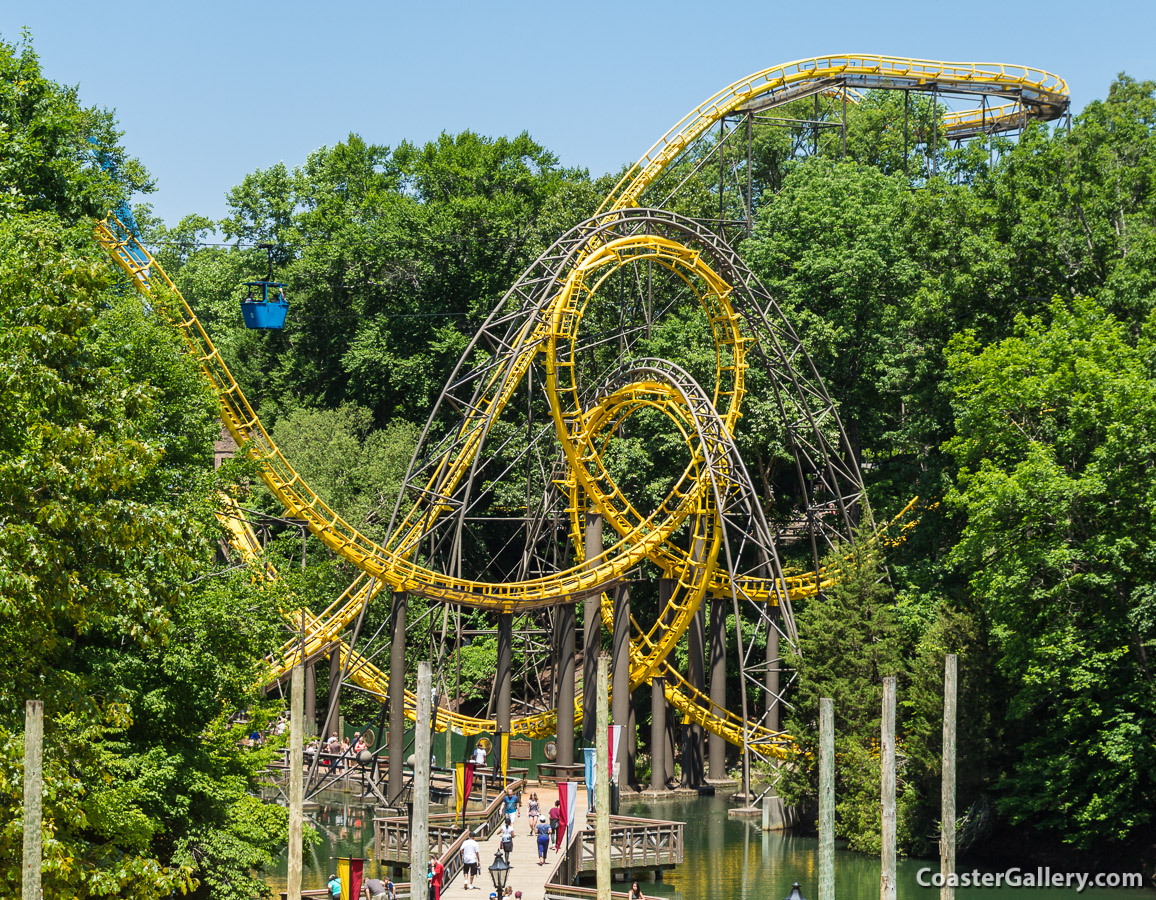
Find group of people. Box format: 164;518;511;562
306;730;370;771
323;780;649;900
472;786;568;875
326;872;395;900
240;712;289;747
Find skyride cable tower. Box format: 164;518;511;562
96;54;1068;803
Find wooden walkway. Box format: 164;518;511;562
373;778;683;900
467;784;578;899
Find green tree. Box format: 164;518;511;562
945;296;1156;848
778;541;912;852
0;32;149;220
0;212;286;896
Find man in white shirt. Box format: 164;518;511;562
473;743;486;767
460;835;481;890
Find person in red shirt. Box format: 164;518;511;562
549;800;562;851
427;858;445;900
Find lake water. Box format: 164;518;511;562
265;792;1155;899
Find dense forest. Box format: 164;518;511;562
3;29;1155;897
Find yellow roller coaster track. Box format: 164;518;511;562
597;53;1068;214
96;52;1051;758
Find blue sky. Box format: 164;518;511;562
9;0;1155;227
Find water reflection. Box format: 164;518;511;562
266;792;391;893
266;791;1154;900
619;794;1155;900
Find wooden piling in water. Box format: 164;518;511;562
941;654;958;900
22;699;43;900
818;697;834;900
412;662;433;891
881;676;897;900
288;665;304;900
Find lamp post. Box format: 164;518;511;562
357;749;373;799
488;849;511;895
784;883;807;900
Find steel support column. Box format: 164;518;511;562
497;612;513;737
841;84;848;158
766;620;781;734
650;674;666;791
582;512;603;743
684;605;706;788
327;649;341;738
304;663;316;737
387;590;407;804
612;584;632;784
708;595;727;780
557;602;576;765
658;576;676;784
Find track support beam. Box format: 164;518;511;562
583;512;603;743
497;612;513;737
612;584;632;784
388;591;408;804
557;602;576;765
708;595;727;780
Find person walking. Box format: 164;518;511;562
526;792;539;836
503;788;518;822
535;816;550;864
500;816;515;864
460;833;481;890
549;800;563;851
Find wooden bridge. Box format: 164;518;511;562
374;780;682;900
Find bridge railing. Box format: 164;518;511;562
374;776;527;863
545;813;684;896
571;815;683;872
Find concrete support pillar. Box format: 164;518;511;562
684;603;705;787
649;675;666;791
496;612;513;737
387;591;408;804
582;512;603;744
556;602;576;766
708;595;727;780
611;584;631;783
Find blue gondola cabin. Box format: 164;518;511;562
240;280;289;330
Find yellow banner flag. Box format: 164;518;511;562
337;857;350;900
500;732;510;782
455;762;465;824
